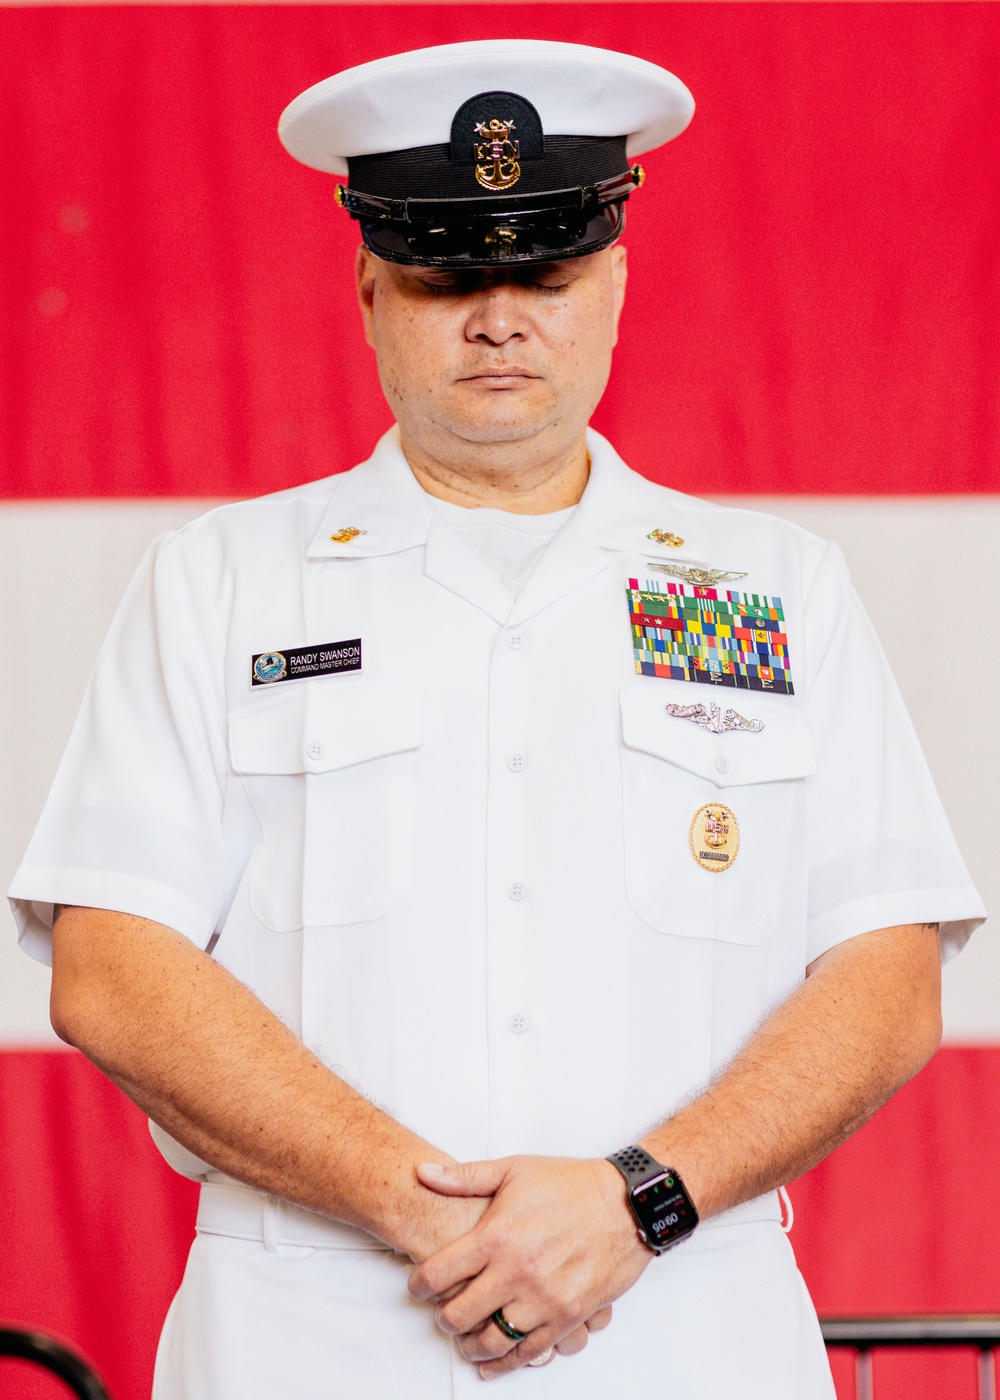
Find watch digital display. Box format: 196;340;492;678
631;1171;698;1249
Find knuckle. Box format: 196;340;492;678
435;1303;462;1335
545;1301;568;1332
557;1326;589;1357
553;1294;580;1329
488;1223;518;1254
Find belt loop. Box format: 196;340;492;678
262;1195;282;1254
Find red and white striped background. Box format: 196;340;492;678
1;6;998;1397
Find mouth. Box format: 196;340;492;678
458;368;540;388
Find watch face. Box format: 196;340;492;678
631;1171;697;1249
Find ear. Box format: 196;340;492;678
355;244;377;350
610;242;628;347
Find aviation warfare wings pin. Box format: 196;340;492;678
646;560;748;587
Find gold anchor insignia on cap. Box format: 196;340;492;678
329;527;367;544
666;701;764;735
647;529;684;548
690;802;740;872
474;119;521;191
647;561;748;586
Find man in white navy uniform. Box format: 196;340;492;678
9;39;985;1400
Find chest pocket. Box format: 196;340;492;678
619;687;816;945
229;681;423;932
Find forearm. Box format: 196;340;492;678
50;906;477;1260
640;923;943;1218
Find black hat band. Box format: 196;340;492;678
347;134;629;203
338;166;640;225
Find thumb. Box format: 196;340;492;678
416;1158;507;1197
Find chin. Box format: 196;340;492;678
442;403;557;445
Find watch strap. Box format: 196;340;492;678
606;1145;664;1186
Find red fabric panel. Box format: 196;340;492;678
2;1046;1000;1399
0;1050;197;1400
1;4;998;499
792;1045;1000;1400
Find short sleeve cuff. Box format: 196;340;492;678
8;868;219;966
805;887;987;967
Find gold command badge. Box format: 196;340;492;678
689;803;740;873
329;526;367;544
474;119;521;191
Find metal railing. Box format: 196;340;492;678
822;1316;1000;1400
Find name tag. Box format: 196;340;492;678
251;639;362;687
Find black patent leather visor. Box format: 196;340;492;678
358;201;625;267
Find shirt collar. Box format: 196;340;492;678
305;423;706;566
576;429;706;562
305;426;433;559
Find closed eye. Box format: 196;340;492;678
419;275;573;297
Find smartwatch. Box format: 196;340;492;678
606;1145;699;1254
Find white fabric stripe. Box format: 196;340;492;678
0;496;994;1043
0;500;222;1046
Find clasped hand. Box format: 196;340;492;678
408;1155;650;1380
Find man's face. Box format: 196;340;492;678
355;245;627;469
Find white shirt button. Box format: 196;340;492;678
715;753;730;774
506;632;526;650
508;1014;529;1035
507;752;527;772
507;881;527;902
306;742;326;760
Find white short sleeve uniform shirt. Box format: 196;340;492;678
9;427;985;1400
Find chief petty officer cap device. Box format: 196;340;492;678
278;39;694;267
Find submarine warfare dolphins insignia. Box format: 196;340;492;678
474;119;521;191
665;701;764;735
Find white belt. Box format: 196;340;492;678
195;1177;784;1252
197;1178;391;1252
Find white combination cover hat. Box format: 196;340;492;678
278;39;694;267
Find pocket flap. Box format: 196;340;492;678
230;681;423;775
619;686;815;787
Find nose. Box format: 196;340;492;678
463;285;528;347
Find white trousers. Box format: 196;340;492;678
153;1212;835;1400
